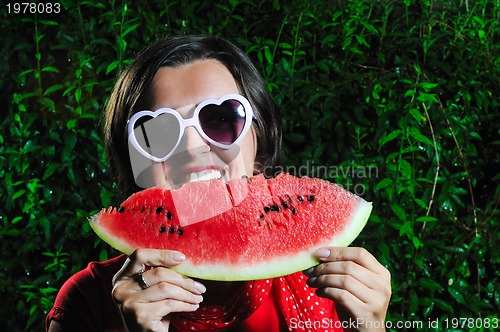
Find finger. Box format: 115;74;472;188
143;299;200;316
315;247;390;277
113;268;206;305
305;261;383;291
315;286;366;318
141;267;206;295
112;273;205;316
307;273;373;303
121;298;200;330
114;249;185;284
136;281;204;304
127;248;186;274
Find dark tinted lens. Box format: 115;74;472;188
199;100;246;145
133;113;180;159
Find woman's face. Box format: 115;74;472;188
141;60;257;188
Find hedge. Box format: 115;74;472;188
1;0;498;330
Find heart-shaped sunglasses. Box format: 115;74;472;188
127;94;254;163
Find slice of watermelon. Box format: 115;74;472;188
90;173;372;281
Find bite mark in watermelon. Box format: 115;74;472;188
90;173;372;281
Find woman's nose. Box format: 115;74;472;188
174;126;210;157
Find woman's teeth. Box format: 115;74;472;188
171;169;223;187
187;169;223;182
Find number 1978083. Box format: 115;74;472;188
7;3;61;14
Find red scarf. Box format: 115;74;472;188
171;272;342;331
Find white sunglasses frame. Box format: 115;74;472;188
127;94;254;163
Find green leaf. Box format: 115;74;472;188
418;82;439;91
391;203;406;221
375;178;393;190
36;34;45;44
417;92;438;103
278;42;293;49
408;127;434;146
434;299;454;313
379;129;401;147
360;20;379;35
75;88;82;103
43;164;59;180
342;36;352;50
420;278;442;291
409;108;423;123
412;235;423;249
64;133;77;153
44;84;64;95
12;189;26;200
264;46;273;65
121;23;140;38
399;159;413;178
106;61;120;75
19;69;35;77
448;286;467;305
316;60;330;74
404;89;414;98
409;289;418;313
42;66;59;73
415;216;438;222
40;20;59;26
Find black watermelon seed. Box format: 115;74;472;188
169;227;176;234
270;204;280;212
291;207;297;214
159;226;167;233
156;206;163;214
264;206;271;213
166;211;173;220
307;195;315;202
260;213;264;218
140;206;146;213
282;202;288;209
297;196;303;202
177;228;184;235
118;206;125;213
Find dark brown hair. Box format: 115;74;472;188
103;35;282;199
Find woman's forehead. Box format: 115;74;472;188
149;60;240;111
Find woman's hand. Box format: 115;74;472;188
112;248;206;332
304;247;391;332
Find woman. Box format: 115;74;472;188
47;35;391;331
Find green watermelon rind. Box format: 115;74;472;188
167;199;371;281
90;199;372;281
89;183;373;281
90;211;137;255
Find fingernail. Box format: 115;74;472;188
171;251;185;262
308;276;317;284
194;294;204;303
194;281;206;294
303;267;314;276
316;248;330;258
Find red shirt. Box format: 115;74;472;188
47;255;342;331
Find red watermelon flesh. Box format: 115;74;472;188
90;173;372;281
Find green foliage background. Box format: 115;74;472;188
1;0;499;330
